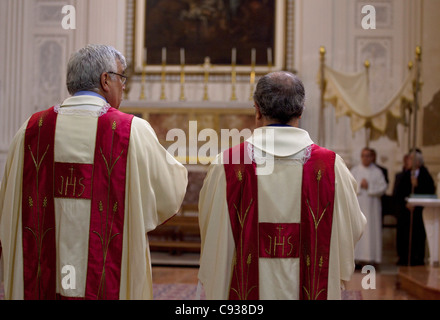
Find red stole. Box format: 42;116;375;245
22;108;57;300
22;106;133;300
224;142;336;300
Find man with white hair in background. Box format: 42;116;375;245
0;44;188;300
394;150;436;266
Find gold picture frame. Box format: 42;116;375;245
131;0;288;74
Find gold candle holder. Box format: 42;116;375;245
231;65;237;101
230;48;237;101
364;59;371;69
203;57;211;101
160;47;167;100
139;62;147;100
267;47;273;73
160;67;166;100
416;45;422;61
249;49;256;101
180;64;186;101
140;48;147;100
249;70;256;100
179;48;186;101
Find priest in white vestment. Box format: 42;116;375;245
350;148;388;265
0;45;188;300
198;71;366;300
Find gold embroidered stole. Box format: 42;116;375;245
224;142;336;300
22;106;133;300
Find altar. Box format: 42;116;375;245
407;197;440;267
120;101;257;254
120;101;256;161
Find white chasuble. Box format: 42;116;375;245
0;96;188;299
198;127;366;300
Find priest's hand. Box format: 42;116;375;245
410;176;418;189
360;178;369;190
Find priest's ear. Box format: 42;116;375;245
254;103;263;121
100;72;111;93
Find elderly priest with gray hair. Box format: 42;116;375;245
0;44;188;300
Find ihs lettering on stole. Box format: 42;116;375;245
58;167;84;197
265;226;293;257
259;223;299;259
54;163;93;199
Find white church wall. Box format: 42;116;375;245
0;0;124;181
294;0;426;195
1;0;438;187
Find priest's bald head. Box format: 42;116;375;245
253;71;305;127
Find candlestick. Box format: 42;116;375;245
250;48;256;101
203;57;211;101
267;47;273;72
231;48;237;101
140;48;147;100
160;47;166;100
162;47;167;64
180;48;186;101
180;48;185;65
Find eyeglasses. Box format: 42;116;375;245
108;71;128;85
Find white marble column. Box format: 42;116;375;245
0;0;27;179
86;0;126;53
0;0;91;181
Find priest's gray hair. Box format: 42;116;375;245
412;150;425;167
66;44;127;95
253;71;305;124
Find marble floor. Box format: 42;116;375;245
151;266;420;300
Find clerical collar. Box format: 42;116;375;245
74;91;107;102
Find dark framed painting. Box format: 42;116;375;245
133;0;287;73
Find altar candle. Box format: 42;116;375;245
162;47;167;64
232;47;237;65
180;48;185;65
251;48;256;66
267;47;273;66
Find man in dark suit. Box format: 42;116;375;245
371;149;389;184
393;150;436;266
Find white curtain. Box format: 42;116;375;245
320;65;414;141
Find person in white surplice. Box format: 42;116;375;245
351;147;388;267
